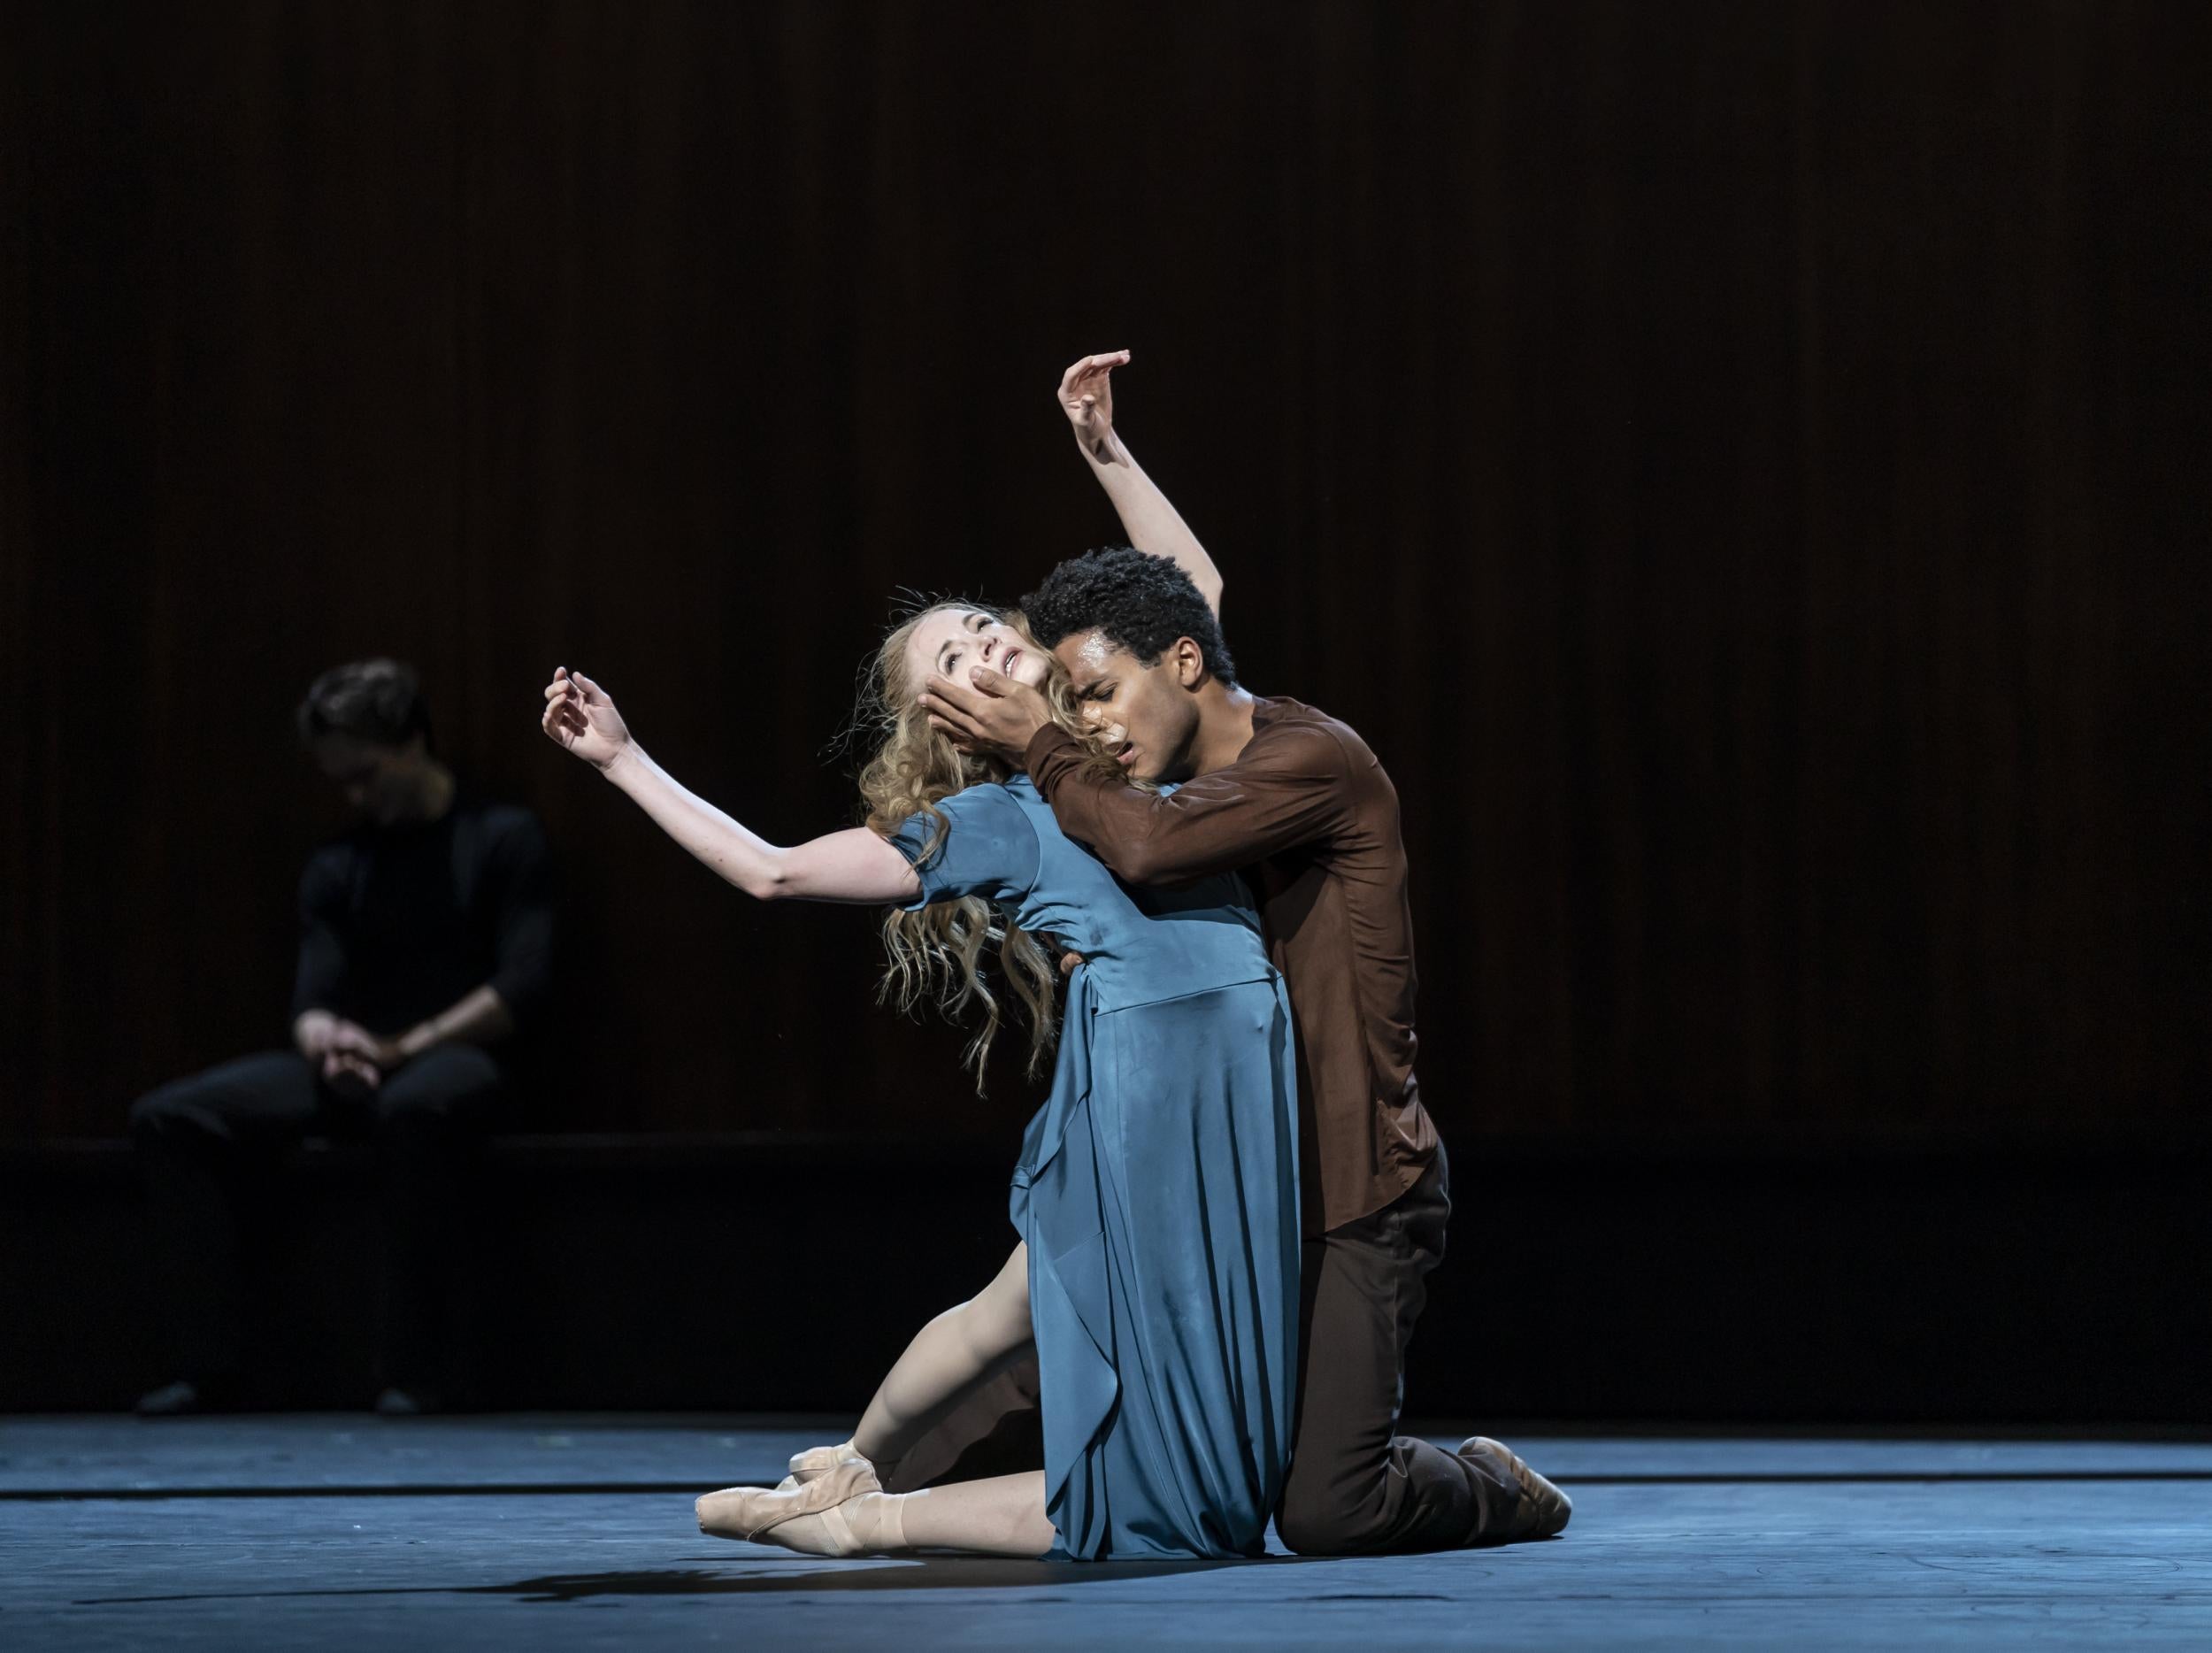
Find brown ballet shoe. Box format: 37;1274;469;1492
1456;1436;1573;1542
696;1457;885;1547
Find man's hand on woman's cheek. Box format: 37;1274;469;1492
918;671;1051;761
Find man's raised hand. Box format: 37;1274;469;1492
1059;350;1130;465
918;667;1053;764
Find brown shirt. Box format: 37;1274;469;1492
1025;695;1438;1234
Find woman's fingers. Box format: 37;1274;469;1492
1075;350;1125;384
1058;358;1088;397
1059;351;1119;399
541;698;585;742
544;667;603;704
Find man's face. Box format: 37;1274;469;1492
906;607;1052;699
1052;629;1203;784
311;734;419;825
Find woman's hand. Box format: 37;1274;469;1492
1058;350;1130;465
541;665;634;773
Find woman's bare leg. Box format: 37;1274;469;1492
702;1249;1049;1556
699;1243;1037;1543
720;1470;1053;1558
890;1469;1053;1554
848;1242;1033;1473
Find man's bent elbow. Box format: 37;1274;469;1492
1102;841;1177;887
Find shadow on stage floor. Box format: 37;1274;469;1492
80;1554;1271;1607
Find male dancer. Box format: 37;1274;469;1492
921;452;1569;1551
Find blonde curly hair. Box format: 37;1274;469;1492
854;600;1106;1090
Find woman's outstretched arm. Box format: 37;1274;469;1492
1058;350;1223;618
541;666;919;904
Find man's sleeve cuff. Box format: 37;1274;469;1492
1024;722;1080;780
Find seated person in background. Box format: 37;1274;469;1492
130;658;555;1417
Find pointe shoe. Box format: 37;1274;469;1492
697;1457;886;1548
1456;1436;1572;1542
787;1439;879;1486
696;1480;892;1557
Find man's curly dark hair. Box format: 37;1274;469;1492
1019;547;1236;687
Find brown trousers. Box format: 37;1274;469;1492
1274;1137;1522;1552
890;1139;1522;1551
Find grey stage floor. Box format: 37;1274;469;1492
4;1417;2209;1650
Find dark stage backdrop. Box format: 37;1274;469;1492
4;2;2205;1149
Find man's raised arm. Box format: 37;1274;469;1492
1057;350;1224;618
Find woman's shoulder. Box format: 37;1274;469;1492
938;776;1034;815
949;773;1052;822
909;777;1046;843
996;773;1070;834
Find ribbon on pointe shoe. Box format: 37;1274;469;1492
750;1492;874;1557
698;1457;883;1543
787;1439;877;1485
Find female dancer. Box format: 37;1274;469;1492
539;599;1295;1557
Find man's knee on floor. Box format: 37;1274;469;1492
1278;1442;1487;1556
1274;1488;1379;1557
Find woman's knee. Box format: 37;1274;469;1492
964;1245;1033;1353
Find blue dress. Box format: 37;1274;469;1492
891;775;1301;1560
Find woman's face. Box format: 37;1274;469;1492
903;607;1051;700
